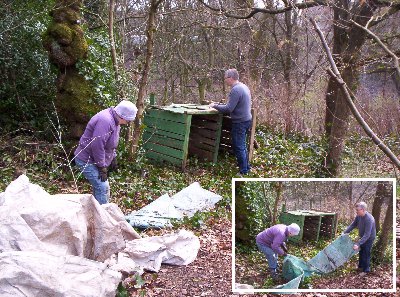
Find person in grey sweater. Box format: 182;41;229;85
210;69;252;174
344;201;376;276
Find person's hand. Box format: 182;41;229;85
353;244;359;251
342;232;349;236
209;102;217;108
98;167;108;182
109;158;118;173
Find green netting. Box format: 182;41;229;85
275;234;358;290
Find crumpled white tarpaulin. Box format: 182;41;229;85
0;175;200;297
126;182;222;228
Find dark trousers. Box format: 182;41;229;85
231;120;252;174
359;238;374;272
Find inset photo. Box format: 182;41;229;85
232;178;396;294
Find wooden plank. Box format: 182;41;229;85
193;114;220;122
190;135;216;146
143;128;186;141
212;114;223;162
143;132;184;150
160;104;220;115
189;145;214;161
146;109;186;124
181;114;192;169
248;108;257;162
146;150;182;165
191;118;219;130
144;142;184;160
190;126;217;139
222;116;232;129
189;140;215;152
144;117;187;135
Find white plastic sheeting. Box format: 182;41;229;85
126;182;222;228
0;175;201;297
121;229;201;272
0;251;121;297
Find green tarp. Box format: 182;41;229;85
276;234;358;290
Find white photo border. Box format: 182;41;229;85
231;177;397;293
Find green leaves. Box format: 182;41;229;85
251;127;327;178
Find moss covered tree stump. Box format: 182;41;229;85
43;0;98;138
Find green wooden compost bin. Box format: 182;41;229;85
279;210;337;243
143;104;223;169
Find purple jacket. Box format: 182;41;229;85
256;224;289;255
74;108;120;168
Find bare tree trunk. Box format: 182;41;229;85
43;0;95;139
373;190;393;262
371;181;390;232
348;182;353;221
130;0;162;157
108;0;118;81
235;181;254;244
262;183;273;222
322;1;376;176
312;17;400;171
272;181;284;225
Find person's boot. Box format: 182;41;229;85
269;269;280;283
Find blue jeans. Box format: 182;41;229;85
231;120;252;174
257;242;278;270
359;238;374;272
75;158;110;205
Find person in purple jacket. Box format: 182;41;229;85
343;201;376;276
74;100;137;205
256;223;301;281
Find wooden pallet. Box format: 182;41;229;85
143;104;222;169
279;210;337;243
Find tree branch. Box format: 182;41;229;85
311;18;400;170
351;19;400;79
197;0;325;19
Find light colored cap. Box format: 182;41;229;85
114;100;137;121
287;223;300;235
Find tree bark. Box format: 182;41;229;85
272;181;284;225
322;1;376;176
108;0;119;81
235;181;253;244
372;181;390;232
130;0;162;157
312;16;400;170
43;0;96;139
373;188;393;263
262;183;273;222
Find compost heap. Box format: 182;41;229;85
277;234;358;289
0;175;201;297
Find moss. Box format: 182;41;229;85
57;69;96;113
49;22;73;45
43;0;96;137
63;25;87;60
52;7;81;24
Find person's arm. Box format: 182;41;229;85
356;217;373;246
213;88;240;114
90;119;112;168
344;216;358;234
281;242;288;254
271;235;285;255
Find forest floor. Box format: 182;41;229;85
0;127;399;297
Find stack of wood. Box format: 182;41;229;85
396;222;400;244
